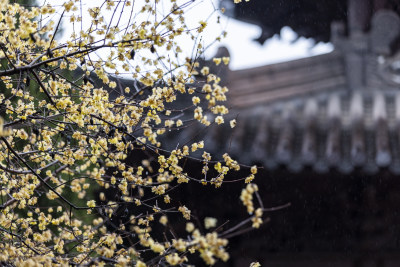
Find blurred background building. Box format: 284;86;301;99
189;1;400;266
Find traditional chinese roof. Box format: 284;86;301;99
227;52;346;108
201;88;400;175
192;48;400;174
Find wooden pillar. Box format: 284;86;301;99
346;0;373;90
348;0;372;34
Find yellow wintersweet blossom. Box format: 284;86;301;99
252;208;263;228
87;200;96;207
222;56;230;65
165;253;183;265
0;118;10;136
240;184;258;214
204;217;217;229
230;119;236;128
215;115;224;124
178;206;191;220
192;96;201;105
186;222;195;232
213;57;222;65
159;215;168;225
251;165;258;174
198;21;207;33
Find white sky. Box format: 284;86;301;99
185;1;334;70
41;0;333;70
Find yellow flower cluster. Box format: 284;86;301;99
178;205;191;220
213;57;230;65
0;0;260;266
252;208;263;228
240;183;258;214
